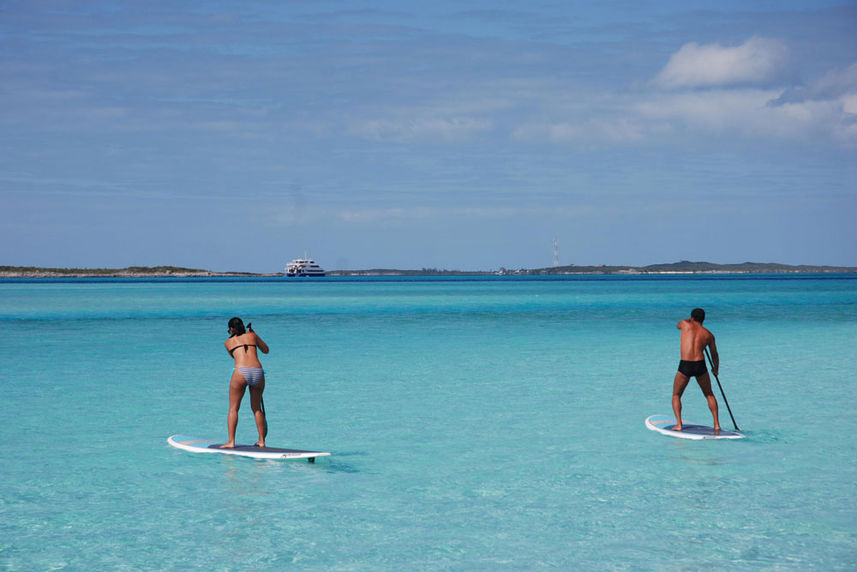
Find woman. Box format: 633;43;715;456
222;317;270;448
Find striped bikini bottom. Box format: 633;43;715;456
235;367;265;387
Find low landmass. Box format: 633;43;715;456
492;260;857;276
1;260;854;278
0;265;271;278
329;261;856;276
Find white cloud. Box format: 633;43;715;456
633;88;854;141
655;37;789;89
812;63;857;99
643;37;857;144
269;204;608;227
768;62;857;142
842;93;857;115
348;116;493;142
637;88;780;129
336;206;523;223
513;118;647;144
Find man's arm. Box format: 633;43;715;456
707;336;719;376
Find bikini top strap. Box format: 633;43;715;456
228;342;257;355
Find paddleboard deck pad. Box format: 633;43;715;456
168;435;330;461
645;414;744;440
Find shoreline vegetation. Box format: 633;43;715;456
1;261;855;278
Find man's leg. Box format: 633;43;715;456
672;371;690;431
696;372;721;432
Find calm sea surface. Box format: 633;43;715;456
1;275;855;570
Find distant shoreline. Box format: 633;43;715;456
0;266;274;278
330;261;857;276
1;261;855;278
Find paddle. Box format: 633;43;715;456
247;322;269;439
704;347;739;431
261;395;268;438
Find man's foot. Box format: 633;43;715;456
254;441;265;448
672;424;683;431
713;427;721;435
219;442;236;449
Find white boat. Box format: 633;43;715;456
285;257;326;277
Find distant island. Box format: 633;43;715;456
0;266;266;278
330;261;856;276
1;261;855;278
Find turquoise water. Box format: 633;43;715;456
1;275;855;570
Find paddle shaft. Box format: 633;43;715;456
235;323;268;439
246;322;267;438
261;395;268;438
704;347;739;431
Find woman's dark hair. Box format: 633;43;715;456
228;317;246;336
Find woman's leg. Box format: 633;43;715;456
221;369;247;448
248;375;267;447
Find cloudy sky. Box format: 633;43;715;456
2;1;855;272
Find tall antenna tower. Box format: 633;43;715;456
553;236;559;267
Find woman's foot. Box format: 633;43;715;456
220;442;236;449
254;441;265;448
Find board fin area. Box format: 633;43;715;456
645;415;744;440
168;435;330;461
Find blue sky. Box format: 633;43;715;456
2;1;855;272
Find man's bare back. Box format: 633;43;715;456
678;318;718;369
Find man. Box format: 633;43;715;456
672;308;720;432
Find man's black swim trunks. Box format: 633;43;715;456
678;360;707;378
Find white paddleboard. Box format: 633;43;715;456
168;435;330;461
645;414;744;440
